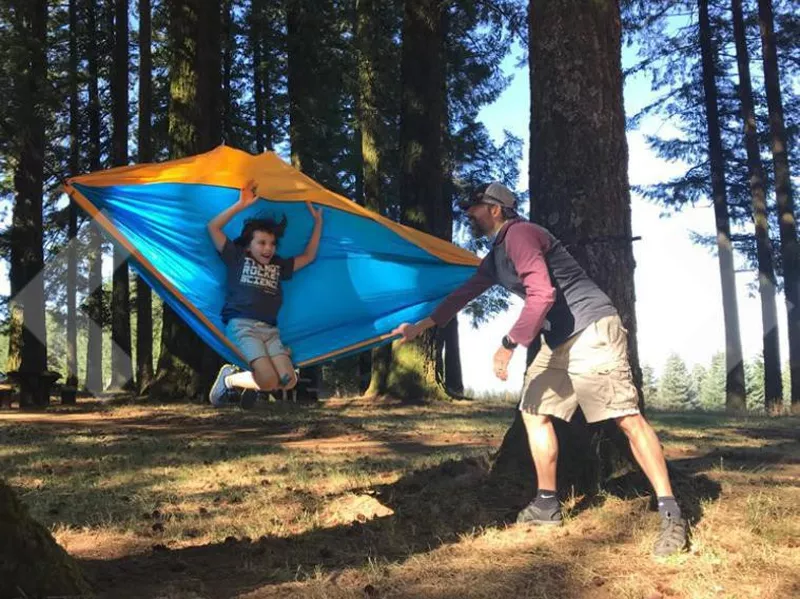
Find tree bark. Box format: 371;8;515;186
67;0;80;389
151;0;222;401
757;0;800;413
386;0;448;401
85;0;104;394
699;0;747;412
732;0;782;412
0;480;91;598
110;0;134;391
136;0;154;393
10;0;49;407
355;0;393;397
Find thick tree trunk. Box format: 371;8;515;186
110;0;134;391
732;0;782;412
386;0;448;401
493;0;639;494
757;0;800;413
136;0;154;393
10;0;49;408
151;0;222;401
67;0;80;390
355;0;394;398
85;0;104;394
699;0;747;413
0;480;92;598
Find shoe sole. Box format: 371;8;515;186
517;519;563;527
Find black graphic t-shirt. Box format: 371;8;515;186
219;239;294;325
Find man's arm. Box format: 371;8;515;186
392;265;494;342
503;223;556;347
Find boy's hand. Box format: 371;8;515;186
306;202;323;223
238;179;259;208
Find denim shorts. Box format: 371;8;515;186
225;318;289;365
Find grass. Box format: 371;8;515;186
1;397;799;598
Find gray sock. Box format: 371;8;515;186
534;489;559;510
657;496;681;521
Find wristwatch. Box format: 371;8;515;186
501;334;518;350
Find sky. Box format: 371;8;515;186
460;44;787;394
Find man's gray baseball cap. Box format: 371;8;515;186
459;182;518;211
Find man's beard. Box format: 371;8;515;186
469;220;490;238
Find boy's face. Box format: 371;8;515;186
247;230;277;265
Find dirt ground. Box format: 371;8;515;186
1;398;799;599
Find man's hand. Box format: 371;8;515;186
392;322;420;343
238;179;259;208
493;346;513;381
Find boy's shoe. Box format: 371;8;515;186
515;500;563;526
653;516;688;557
209;364;238;407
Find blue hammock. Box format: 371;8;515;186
65;146;479;369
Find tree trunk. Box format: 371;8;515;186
386;0;448;401
355;0;393;397
286;0;331;400
151;0;222;401
699;0;747;413
67;0;80;389
222;0;234;144
0;480;91;598
493;0;639;494
10;0;49;408
85;0;104;394
110;0;133;391
251;0;265;153
757;0;800;413
136;0;154;393
732;0;782;412
443;319;464;395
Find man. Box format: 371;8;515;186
392;182;687;557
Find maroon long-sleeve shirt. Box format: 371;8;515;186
430;219;617;349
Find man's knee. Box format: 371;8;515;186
615;413;647;436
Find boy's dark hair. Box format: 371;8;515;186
234;214;288;247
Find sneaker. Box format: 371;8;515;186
653;516;688;557
209;364;238;406
515;500;563;526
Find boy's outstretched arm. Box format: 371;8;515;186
207;179;259;252
293;202;323;271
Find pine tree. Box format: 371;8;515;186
757;0;800;413
745;354;766;411
642;363;659;406
136;0;154;392
109;0;133;390
659;354;694;410
700;351;727;410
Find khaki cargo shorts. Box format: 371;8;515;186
519;315;640;423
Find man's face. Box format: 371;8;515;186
466;202;497;238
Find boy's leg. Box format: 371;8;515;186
271;354;297;389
